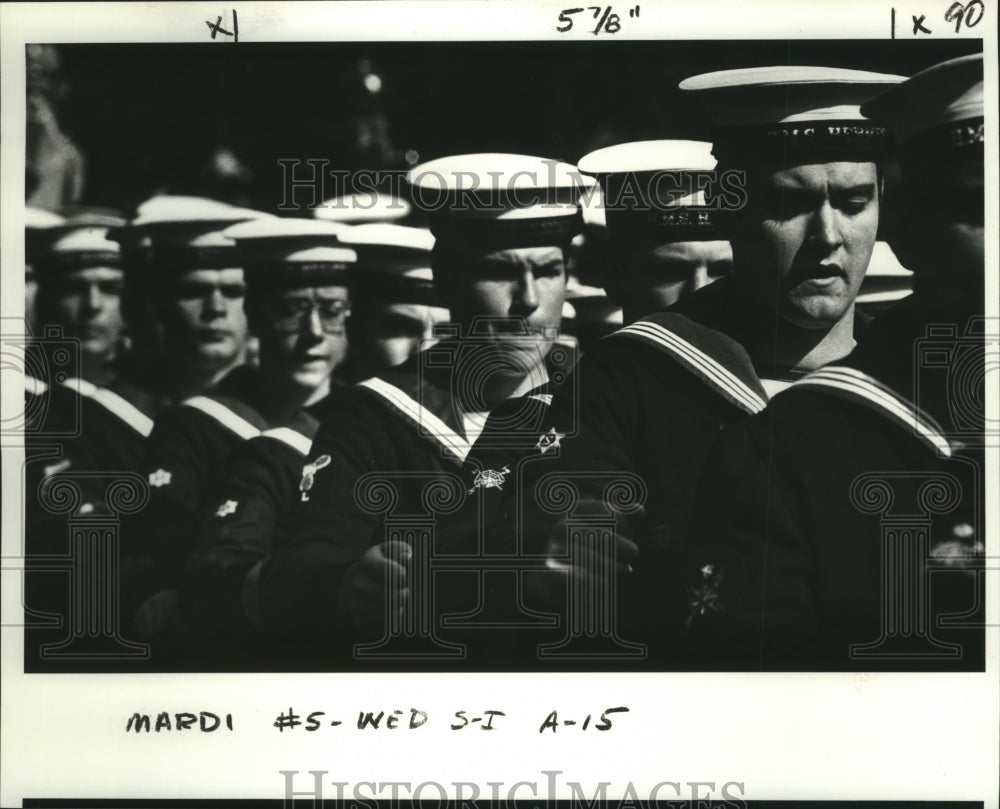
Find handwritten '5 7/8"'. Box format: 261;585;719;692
557;5;639;34
272;706;630;732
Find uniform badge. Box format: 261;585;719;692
42;459;72;479
685;563;724;628
930;522;984;575
215;500;238;518
299;454;332;502
148;468;172;488
535;427;565;454
468;465;510;494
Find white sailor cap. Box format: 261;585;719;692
578;140;721;240
336;224;442;306
221;217;357;289
408;153;596;250
34;223;125;277
131;196;274;271
25;207;66;263
314;192;412;224
861;53;983;176
26;207;65;230
58;206;130;229
679;66;904;161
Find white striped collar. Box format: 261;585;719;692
261;426;313;455
181;395;262;440
357;377;472;463
792;365;953;457
615;321;768;414
62;377;154;437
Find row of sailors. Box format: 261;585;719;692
22;57;985;669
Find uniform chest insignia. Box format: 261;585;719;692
685;563;725;628
215;500;238;518
930;522;984;574
535;427;565;454
148;468;172;488
299;454;332;502
468;465;511;494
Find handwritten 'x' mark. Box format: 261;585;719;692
206;13;238;41
912;14;932;34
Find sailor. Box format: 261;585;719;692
336;223;450;380
510;66;903;661
684;53;987;669
576;139;733;323
179;222;448;651
254;153;591;655
21;211;153;660
23;213;130;534
130;216;355;641
23;210;132;442
125;196;266;403
26;212;163;481
33;214;128;387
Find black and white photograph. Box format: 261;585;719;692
1;0;997;805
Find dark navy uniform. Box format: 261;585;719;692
179;410;319;645
441;384;554;551
25;373;159;564
257;344;478;649
510;280;768;651
131;365;271;596
509;278;872;660
684;294;985;670
428;384;559;664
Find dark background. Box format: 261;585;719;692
40;38;983;214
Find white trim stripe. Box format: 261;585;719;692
528;393;553;405
62;377;155;437
64;376;99;398
261;426;313;455
25;374;48;395
617;322;768;414
358;377;472;462
794;366;952;457
181;395;262;440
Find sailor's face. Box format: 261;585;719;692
361;302;451;371
623;239;733;314
454;246;567;354
734;160;879;328
43;266;125;359
162;268;248;363
262;285;351;390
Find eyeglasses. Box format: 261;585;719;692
270;299;352;334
